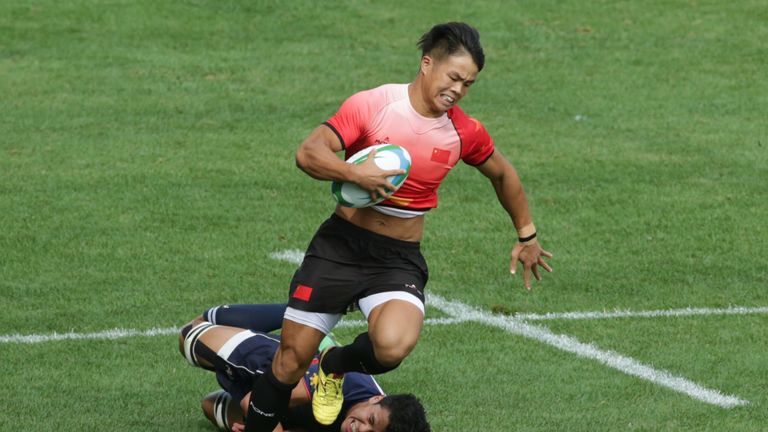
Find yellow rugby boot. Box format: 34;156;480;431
312;347;345;425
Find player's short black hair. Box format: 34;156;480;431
379;394;431;432
418;22;485;71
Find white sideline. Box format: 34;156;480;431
268;249;306;264
268;248;750;408
2;249;756;409
0;327;179;344
0;319;466;344
428;294;750;409
515;306;768;321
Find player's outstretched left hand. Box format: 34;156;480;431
510;241;553;290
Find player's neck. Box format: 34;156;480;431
407;80;442;118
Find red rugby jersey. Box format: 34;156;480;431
324;84;495;211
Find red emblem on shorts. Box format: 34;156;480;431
431;147;451;163
293;284;313;302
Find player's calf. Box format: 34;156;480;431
202;390;243;432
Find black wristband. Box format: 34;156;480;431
518;232;537;243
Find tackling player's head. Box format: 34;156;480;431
341;393;430;432
418;22;485;72
379;393;430;432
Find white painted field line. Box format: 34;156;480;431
2;248;755;409
428;294;749;408
336;316;466;328
269;248;751;407
0;318;462;345
269;249;305;264
0;327;179;344
515;305;768;321
271;248;768;322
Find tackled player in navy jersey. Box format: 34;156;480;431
179;303;430;432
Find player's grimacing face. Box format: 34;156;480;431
339;396;390;432
422;51;479;115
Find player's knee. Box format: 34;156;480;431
178;316;206;357
374;343;413;367
275;345;313;372
273;343;314;382
371;333;418;366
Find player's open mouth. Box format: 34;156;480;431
441;94;455;104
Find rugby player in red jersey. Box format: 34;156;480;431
243;22;553;431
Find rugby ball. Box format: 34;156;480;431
331;144;411;208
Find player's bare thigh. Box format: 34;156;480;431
366;299;424;365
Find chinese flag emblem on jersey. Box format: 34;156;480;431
293;284;313;302
431;148;451;163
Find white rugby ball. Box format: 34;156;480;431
331;144;411;208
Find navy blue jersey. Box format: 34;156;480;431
214;330;383;431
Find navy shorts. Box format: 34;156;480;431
214;331;280;402
287;214;428;314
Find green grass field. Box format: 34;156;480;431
2;1;767;430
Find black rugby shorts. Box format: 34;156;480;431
287;214;428;314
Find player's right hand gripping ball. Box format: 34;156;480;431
331;144;411;208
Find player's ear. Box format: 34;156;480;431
420;55;432;75
369;395;385;404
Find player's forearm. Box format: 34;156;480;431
479;150;534;231
491;167;534;232
295;144;352;182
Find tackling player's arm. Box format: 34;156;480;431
295;125;404;199
476;149;553;289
